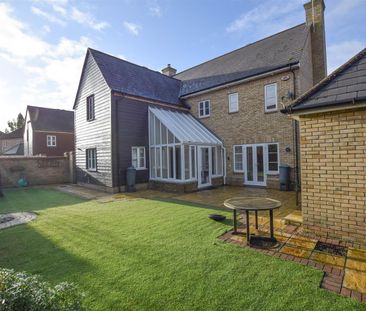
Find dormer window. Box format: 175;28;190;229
86;95;95;121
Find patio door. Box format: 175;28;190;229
198;146;211;188
244;144;266;186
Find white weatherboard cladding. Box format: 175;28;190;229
149;107;222;145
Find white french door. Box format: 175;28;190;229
244;144;267;186
198;146;212;188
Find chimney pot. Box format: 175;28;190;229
162;64;177;77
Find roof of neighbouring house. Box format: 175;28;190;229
2;142;24;156
0;127;24;139
149;106;222;145
283;47;366;113
27;106;74;133
176;23;309;91
88;48;183;106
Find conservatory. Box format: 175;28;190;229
149;107;224;191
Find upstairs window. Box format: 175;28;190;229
86;148;97;171
233;145;243;172
132;146;146;170
267;143;279;174
198;100;210;118
228;92;239;113
264;83;278;112
46;135;56;147
86;95;95;121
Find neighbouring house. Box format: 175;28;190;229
24;106;74;157
74;0;326;193
0;127;24;156
282;47;366;248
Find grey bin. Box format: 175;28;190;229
279;165;290;191
126;166;136;192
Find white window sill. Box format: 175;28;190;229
198;115;210;119
135;167;147;171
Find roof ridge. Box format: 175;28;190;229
27;105;73;113
88;48;182;82
288;47;366;109
175;23;306;78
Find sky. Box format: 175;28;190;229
0;0;365;131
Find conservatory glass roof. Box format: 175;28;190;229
149;107;222;145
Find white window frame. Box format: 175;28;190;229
228;92;239;113
264;83;278;112
46;135;56;147
86;148;97;171
131;146;146;170
198;100;210;118
233;145;244;173
266;143;280;174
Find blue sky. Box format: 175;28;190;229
0;0;365;130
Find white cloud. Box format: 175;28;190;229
42;25;51;34
31;6;65;25
52;4;67;16
70;7;109;31
327;40;365;73
0;3;92;129
123;21;141;36
148;2;162;17
226;0;303;35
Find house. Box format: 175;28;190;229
0;127;24;156
74;0;326;193
24;106;74;157
282;47;366;248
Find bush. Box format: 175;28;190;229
0;268;88;311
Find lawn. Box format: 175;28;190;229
0;188;364;310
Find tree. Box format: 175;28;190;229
6;113;25;132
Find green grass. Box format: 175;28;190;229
0;188;364;310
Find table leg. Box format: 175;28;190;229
233;209;237;234
246;210;250;244
255;211;258;230
269;209;274;239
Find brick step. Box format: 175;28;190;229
284;210;303;226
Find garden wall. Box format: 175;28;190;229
0;153;75;188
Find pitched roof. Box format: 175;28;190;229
175;23;309;82
88;48;183;106
27;106;74;133
0;127;24;139
284;48;366;113
2;142;24;155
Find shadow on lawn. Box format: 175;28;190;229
0;188;87;214
0;222;94;285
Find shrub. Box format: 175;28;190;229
0;268;88;311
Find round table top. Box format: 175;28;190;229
223;197;281;211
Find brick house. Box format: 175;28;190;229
282;48;366;248
24;106;74;157
0;127;24;156
74;0;325;193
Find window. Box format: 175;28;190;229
228;92;239;113
267;143;279;174
86;95;95;121
233;145;243;172
86;148;97;171
47;135;56;147
198;100;210;118
131;146;146;170
264;83;278;112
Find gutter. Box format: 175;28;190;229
281;96;366;115
181;63;300;99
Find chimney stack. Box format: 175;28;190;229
304;0;327;85
161;64;177;77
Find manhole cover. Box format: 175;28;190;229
314;241;347;257
0;216;15;224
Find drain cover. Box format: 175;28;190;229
314;241;347;257
0;216;15;224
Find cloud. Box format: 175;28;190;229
148;1;162;17
31;6;65;25
123;21;141;36
226;0;303;36
0;3;92;129
327;40;365;73
70;7;109;31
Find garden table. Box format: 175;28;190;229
224;197;281;246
